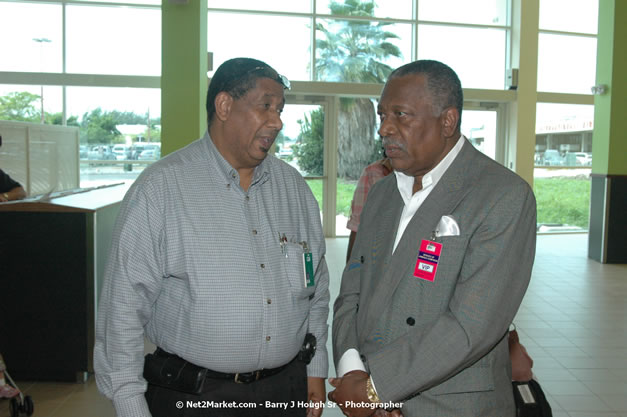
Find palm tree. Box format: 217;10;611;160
315;0;402;179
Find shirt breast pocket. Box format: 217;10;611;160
283;242;316;299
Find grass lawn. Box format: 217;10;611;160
306;179;357;218
534;176;590;228
307;176;591;230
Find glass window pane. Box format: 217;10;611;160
274;104;325;225
539;0;598;34
0;2;62;72
316;19;410;82
66;5;161;76
67;87;160;120
66;87;161;188
0;85;63;124
208;13;311;82
462;110;498;160
336;97;382;237
418;0;509;26
534;103;592;232
316;0;412;20
418;25;506;89
209;0;311;13
277;104;324;176
76;0;160;4
537;34;596;94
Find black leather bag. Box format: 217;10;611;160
143;352;207;395
512;379;553;417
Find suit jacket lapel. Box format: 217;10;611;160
360;139;478;340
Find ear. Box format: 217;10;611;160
214;91;233;122
440;107;459;138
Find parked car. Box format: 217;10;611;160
574;152;592;166
542;149;564;166
111;144;130;160
87;145;116;160
138;144;161;161
278;146;293;157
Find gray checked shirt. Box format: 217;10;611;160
94;132;329;417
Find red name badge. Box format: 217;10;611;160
413;239;443;282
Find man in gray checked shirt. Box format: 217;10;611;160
94;58;329;417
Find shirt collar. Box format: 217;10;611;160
205;131;271;188
394;135;465;203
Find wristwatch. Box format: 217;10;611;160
366;376;381;404
2;192;9;200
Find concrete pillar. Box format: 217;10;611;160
588;0;627;263
161;0;208;156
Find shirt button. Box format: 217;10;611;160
252;229;258;235
226;184;230;189
267;299;272;304
406;317;416;326
260;264;265;268
245;195;250;201
231;173;236;179
266;336;271;341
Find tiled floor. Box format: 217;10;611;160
1;234;625;417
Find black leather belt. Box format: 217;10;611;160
155;348;295;384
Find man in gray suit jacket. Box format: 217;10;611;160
328;60;537;417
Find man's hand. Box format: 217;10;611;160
307;377;326;417
327;370;375;417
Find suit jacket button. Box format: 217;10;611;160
360;256;364;263
360;354;367;363
406;317;415;326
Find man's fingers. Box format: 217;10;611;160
328;377;340;387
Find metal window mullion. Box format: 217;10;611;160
413;0;418;61
311;0;317;81
63;0;67;125
538;28;597;38
61;0;159;10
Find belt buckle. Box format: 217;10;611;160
234;370;261;384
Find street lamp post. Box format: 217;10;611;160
32;37;51;124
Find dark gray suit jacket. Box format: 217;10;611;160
333;139;537;417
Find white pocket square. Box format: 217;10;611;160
435;215;460;237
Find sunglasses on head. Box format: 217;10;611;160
241;66;291;90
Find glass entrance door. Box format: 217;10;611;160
275;101;328;231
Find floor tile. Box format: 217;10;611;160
2;234;626;417
551;394;613;412
541;380;594;396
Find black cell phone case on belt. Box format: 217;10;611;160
143;352;207;395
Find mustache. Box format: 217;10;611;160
382;137;406;151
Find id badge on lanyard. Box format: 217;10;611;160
414;238;442;282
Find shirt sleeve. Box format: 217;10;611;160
304;183;330;379
336;348;366;377
93;178;165;417
306;254;330;378
0;169;22;193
